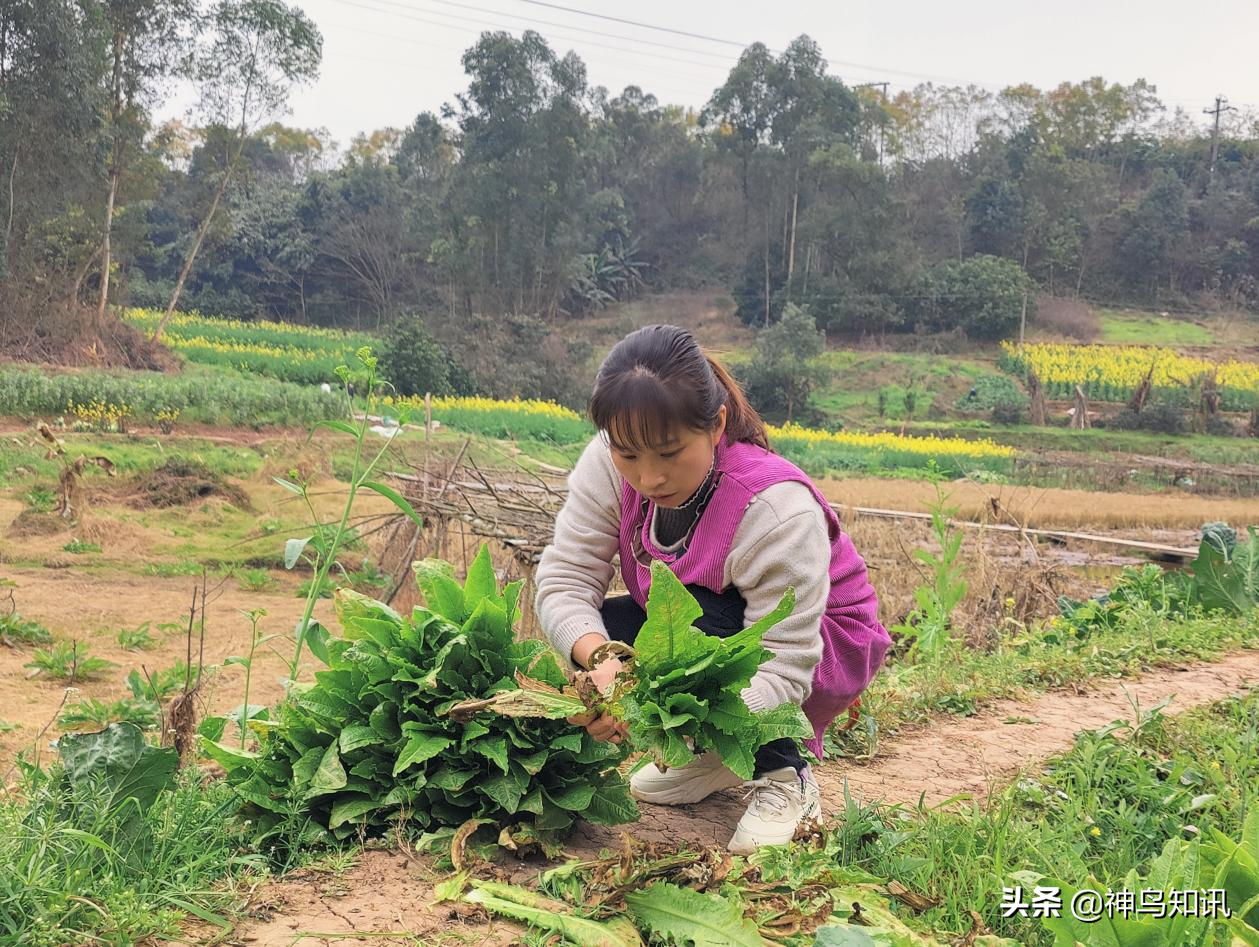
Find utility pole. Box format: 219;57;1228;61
1203;95;1235;185
857;80;890;165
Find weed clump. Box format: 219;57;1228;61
129;458;252;510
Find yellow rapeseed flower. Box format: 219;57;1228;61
1002;341;1259;401
766;422;1016;460
384;394;584;421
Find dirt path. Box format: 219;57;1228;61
225;650;1259;947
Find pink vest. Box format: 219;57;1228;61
618;437;891;758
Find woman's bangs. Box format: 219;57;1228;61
592;372;687;452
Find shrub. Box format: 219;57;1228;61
916;255;1031;339
380;316;463;397
735;304;828;424
1106;401;1188;435
956;374;1028;414
1032;296;1100;341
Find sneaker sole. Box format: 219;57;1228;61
630;773;745;805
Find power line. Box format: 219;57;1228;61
327;0;740;76
516;0;1007;88
325;1;1259;118
420;0;739;62
323;19;714;102
321;0;735;101
516;0;749;49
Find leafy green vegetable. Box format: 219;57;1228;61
616;561;813;780
1033;810;1259;945
59;722;179;824
465;880;643;947
204;545;637;849
624;882;762;947
462;560;813;780
1191;525;1259;615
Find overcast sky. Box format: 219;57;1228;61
167;0;1259;148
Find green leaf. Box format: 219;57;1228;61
361;480;424;528
328;796;384;830
311;419;359;438
722;587;796;654
273;476;303;495
393;730;454;777
197;715;227;743
197;736;259;774
308;742;347;796
339;725;382;754
483;768;528;812
625;882;762;947
291;745;325;791
584;779;640;826
284;536;312;569
463;544;499;615
633;562;705;673
546;782;596;811
705;728;756;781
1191;527;1259;615
466;883;642;947
472;735;510;774
753;703;814;744
60;723;178;816
414;559;466;622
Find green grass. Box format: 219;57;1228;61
836;689;1259;945
0;363;343;428
0;431;268;485
0;768;260;944
809;351;996;426
123;307;377;386
832;607;1259;750
1098;308;1217;345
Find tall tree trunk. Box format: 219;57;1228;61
763;207;771;328
96;168;119;329
97;30;124;331
156;136;246;339
2;146;16;279
786;169;800;295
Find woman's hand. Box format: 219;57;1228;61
567;653;629;744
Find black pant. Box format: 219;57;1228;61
600;584;806;777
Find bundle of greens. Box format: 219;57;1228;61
460;560;813;781
200;545;637;848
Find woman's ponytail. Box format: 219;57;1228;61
706;356;769;449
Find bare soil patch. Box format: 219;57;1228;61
0;567;332;765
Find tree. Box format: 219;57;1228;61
94;0;195;328
157;0;320;336
0;0;106;299
918;255;1031;339
736;303;827;422
442;30;595;319
1116;168;1189;295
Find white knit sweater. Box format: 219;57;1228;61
534;436;831;712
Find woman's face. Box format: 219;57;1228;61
607;406;726;508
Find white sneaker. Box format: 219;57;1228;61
726;766;822;854
629;751;745;805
